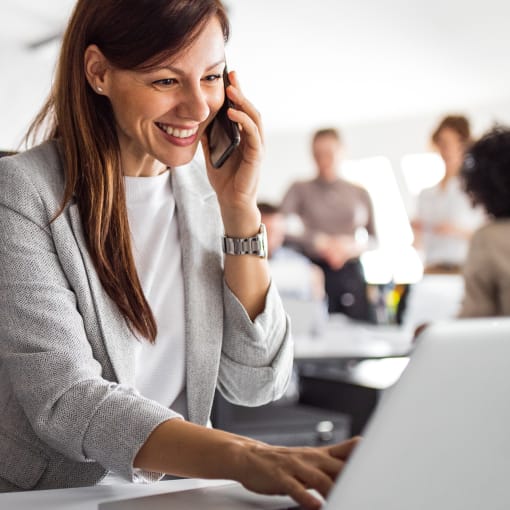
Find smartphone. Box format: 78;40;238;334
206;68;241;168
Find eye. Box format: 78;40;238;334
203;74;222;82
153;78;177;87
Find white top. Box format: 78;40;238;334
125;170;186;409
416;176;484;266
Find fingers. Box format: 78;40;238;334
327;436;361;460
239;441;360;510
283;440;358;509
226;71;265;146
312;452;345;480
282;475;323;510
226;104;259;140
293;458;333;499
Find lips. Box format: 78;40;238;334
155;122;199;139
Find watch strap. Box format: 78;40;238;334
222;224;267;258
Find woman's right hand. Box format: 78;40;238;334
232;437;360;510
135;419;359;509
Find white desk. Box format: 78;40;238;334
0;478;234;510
294;315;413;360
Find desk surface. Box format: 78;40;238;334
0;478;234;510
294;316;413;360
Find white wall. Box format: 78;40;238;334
258;98;510;213
0;44;58;150
2;33;509;222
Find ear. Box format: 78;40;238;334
84;44;110;95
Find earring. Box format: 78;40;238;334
96;86;104;93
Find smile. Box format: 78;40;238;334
155;122;199;139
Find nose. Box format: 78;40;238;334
177;83;211;123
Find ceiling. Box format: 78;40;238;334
1;0;510;137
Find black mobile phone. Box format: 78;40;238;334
206;68;241;168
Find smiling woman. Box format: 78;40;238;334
0;0;358;508
84;20;227;175
26;0;233;342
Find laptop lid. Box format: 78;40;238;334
325;318;510;510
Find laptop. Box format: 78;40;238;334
100;318;510;510
329;317;510;509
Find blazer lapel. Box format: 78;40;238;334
68;204;137;386
171;164;224;425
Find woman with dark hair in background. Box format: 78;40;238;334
412;115;485;273
0;0;357;506
459;127;510;317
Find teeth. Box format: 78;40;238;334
157;123;198;138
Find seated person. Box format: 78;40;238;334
259;202;325;301
458;126;510;317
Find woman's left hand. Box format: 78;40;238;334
201;70;264;237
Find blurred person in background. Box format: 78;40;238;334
280;128;376;322
412;115;485;273
459;126;510;317
259;202;325;301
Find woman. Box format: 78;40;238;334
412;115;485;273
0;0;357;507
459;127;510;317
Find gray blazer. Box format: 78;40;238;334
0;141;292;492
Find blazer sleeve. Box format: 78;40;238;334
217;280;293;406
458;229;497;318
0;160;179;483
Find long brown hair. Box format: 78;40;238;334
27;0;230;342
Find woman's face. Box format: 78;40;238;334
435;127;465;175
102;16;226;176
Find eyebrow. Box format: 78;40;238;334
157;59;226;74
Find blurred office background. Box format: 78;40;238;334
2;0;509;288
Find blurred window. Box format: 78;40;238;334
342;156;423;284
401;152;445;196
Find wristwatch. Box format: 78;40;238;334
222;224;267;258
